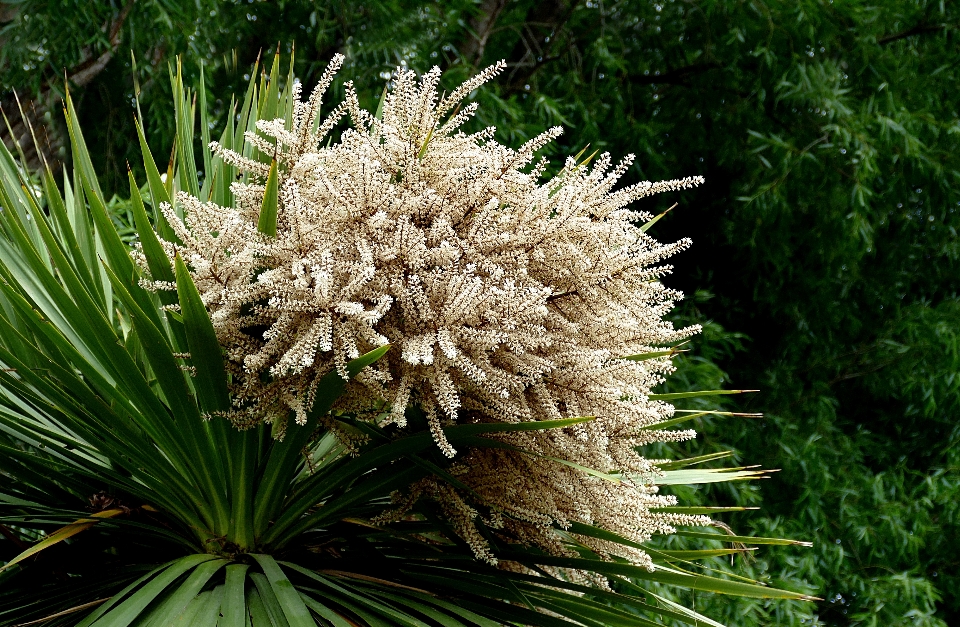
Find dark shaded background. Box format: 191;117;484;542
2;1;958;624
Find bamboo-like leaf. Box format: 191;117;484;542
565;521;648;555
65;166;99;274
172;252;243;544
258;160;279;237
0;191;173;424
304;342;389;420
576;148;599;169
131;50;144;125
393;572;576;627
64;93;140;322
0;312;207;528
229;427;257;552
405;454;485;500
535;595;660;627
163;149;176;201
0;443;93;502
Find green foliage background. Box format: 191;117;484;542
2;1;957;625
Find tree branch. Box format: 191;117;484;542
878;22;955;45
0;523;29;551
458;0;510;67
503;0;583;94
0;0;135;172
68;0;135;87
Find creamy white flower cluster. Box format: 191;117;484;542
142;55;709;571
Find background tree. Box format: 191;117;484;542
2;0;958;625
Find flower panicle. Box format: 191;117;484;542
146;58;707;577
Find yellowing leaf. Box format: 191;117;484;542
0;508;125;572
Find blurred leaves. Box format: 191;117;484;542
2;0;958;624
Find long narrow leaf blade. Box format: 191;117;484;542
648;389;758;401
0;509;124;572
674;530;813;547
87;555;219;627
258;160;279;237
250;555;315;627
175;254;230;413
219;564;250;627
134;119;176;241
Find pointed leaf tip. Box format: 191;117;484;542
258;160;279;237
640;202;679;233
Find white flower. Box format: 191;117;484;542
144;55;709;570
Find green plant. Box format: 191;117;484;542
0;53;813;626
